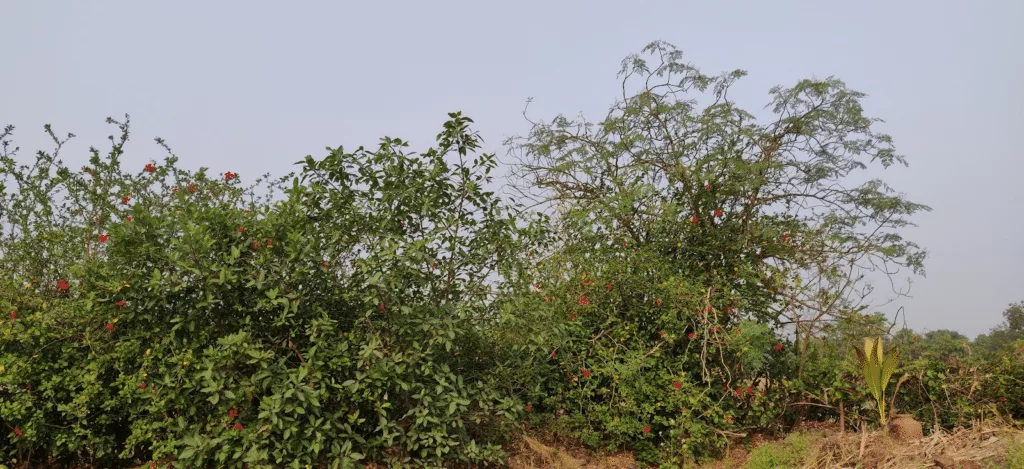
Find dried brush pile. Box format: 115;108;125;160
808;424;1024;469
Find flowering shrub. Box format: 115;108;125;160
0;114;532;468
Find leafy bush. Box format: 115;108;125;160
0;114;531;468
8;41;1014;469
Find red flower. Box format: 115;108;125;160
266;239;272;247
229;408;239;419
622;240;628;247
535;283;541;290
782;233;790;242
58;279;69;291
714;208;723;217
233;422;244;431
550;351;556;359
606;284;612;291
140;381;147;389
643;425;651;434
655;298;662;306
747;387;754;395
10;311;16;321
225;171;234;181
321;260;329;268
658;331;665;338
734;328;742;335
566;372;573;380
378;303;385;311
251;241;261;250
237;227;244;233
122;195;131;204
690;215;699;224
736;387;744;396
569;313;576;320
760;391;766;397
125;216;132;222
524;404;532;412
673;381;682;390
151;463;157;469
117;300;126;310
545;296;551;303
99;233;109;243
105;322;114;334
712;327;719;334
774;343;784;352
705;182;711;191
95;217;101;223
579;297;589;305
13;427;23;437
688;332;696;340
144;163;157;172
243;209;250;214
582;369;591;378
706;305;713;313
188;184;197;193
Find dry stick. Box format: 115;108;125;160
840;401;846;435
918;377;940;430
859;422;868;460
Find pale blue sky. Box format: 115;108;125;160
2;1;1022;336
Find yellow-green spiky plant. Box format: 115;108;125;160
853;337;901;425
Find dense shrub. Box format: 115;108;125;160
1;42;1018;469
0;114;533;468
495;40;931;466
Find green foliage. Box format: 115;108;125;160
10;40;1013;468
741;433;812;469
975;302;1024;357
1008;440;1024;469
0;113;531;468
501;40;928;465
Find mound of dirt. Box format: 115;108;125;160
888;413;924;442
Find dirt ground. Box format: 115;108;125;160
507;420;1024;469
506;435;638;469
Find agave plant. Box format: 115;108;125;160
853;337;900;425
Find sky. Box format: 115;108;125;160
2;1;1022;337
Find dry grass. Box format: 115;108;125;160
804;423;1024;469
507;422;1024;469
507;435;637;469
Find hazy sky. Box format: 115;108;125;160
2;1;1021;336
